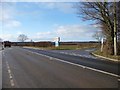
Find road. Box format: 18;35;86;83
24;47;119;75
2;47;119;88
47;48;97;59
0;50;2;89
0;43;2;89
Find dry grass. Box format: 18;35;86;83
93;50;120;60
26;44;98;50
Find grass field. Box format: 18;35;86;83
26;44;99;50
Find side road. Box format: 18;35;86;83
24;47;119;75
24;46;119;62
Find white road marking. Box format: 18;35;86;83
85;49;95;52
25;49;120;78
8;69;11;74
10;80;15;87
49;57;53;60
6;61;8;66
49;50;97;59
2;52;4;55
57;51;97;59
64;52;68;54
85;50;91;52
7;66;10;70
9;74;13;79
8;48;12;50
2;51;6;57
6;61;15;87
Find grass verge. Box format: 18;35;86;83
93;49;120;60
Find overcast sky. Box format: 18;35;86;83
0;1;102;42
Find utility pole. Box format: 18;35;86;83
113;1;117;55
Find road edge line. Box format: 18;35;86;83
24;48;120;78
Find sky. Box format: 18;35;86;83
0;1;102;42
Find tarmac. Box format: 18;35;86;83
0;43;2;89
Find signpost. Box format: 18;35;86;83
53;37;60;47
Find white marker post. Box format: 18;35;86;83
101;38;104;52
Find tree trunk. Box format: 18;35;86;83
117;2;120;55
104;38;114;55
101;22;114;55
102;23;114;55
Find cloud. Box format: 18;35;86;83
2;0;119;2
36;31;51;37
36;2;74;13
31;31;54;41
0;24;99;41
4;20;21;28
56;25;96;38
16;31;24;35
0;3;21;29
1;0;80;2
0;33;16;41
32;24;99;41
0;3;14;22
92;24;102;28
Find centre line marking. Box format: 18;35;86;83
6;61;15;87
8;70;11;74
10;80;15;87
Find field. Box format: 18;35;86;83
26;44;99;50
12;42;100;50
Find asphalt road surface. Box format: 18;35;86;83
2;47;120;88
24;47;119;75
0;50;2;89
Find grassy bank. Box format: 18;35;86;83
93;49;120;60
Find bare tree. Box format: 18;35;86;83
117;1;120;55
92;31;105;42
76;2;118;55
117;2;120;41
18;34;28;42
